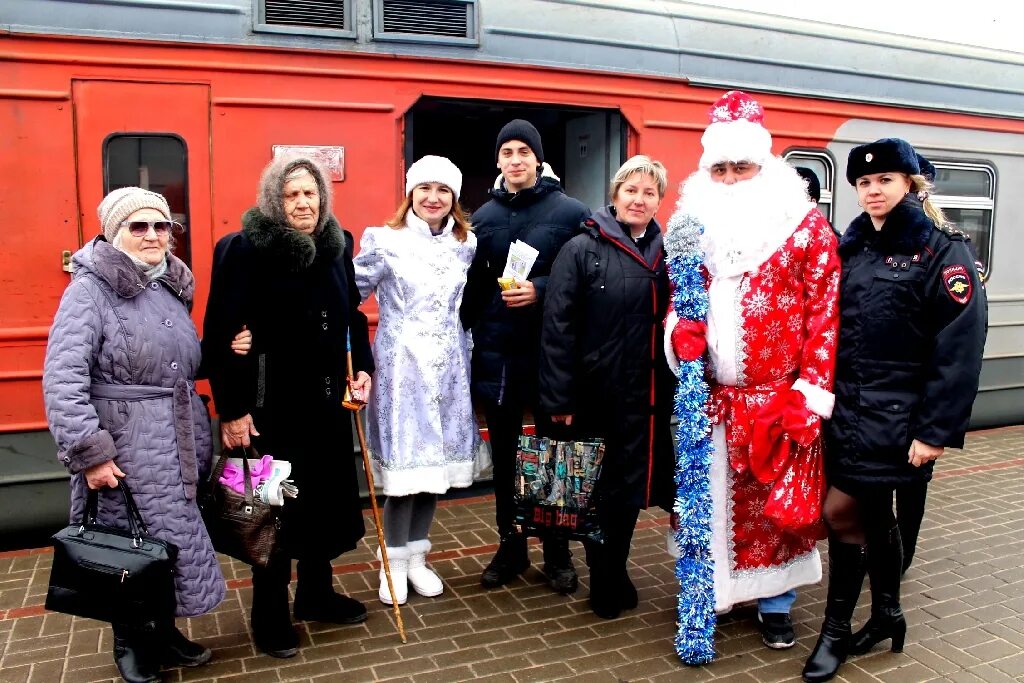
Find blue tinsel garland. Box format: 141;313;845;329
664;213;716;666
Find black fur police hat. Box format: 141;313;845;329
846;138;920;185
495;119;544;164
794;167;821;203
916;153;936;182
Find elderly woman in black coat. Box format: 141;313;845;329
539;155;676;619
802;139;987;682
202;156;374;659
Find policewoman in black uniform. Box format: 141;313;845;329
803;138;987;683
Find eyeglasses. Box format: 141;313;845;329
119;220;184;237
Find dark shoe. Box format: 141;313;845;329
619;572;638;610
160;623;213;668
294;558;368;625
541;537;578;594
481;533;530;588
802;539;866;682
850;525;907;655
294;591;368;625
758;612;796;649
112;624;161;683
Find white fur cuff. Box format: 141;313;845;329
663;310;682;377
792;378;834;419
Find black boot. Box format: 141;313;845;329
158;618;212;668
584;537;623;619
294;558;367;624
620;572;638;610
111;623;160;683
802;539;866;682
896;483;927;575
480;532;530;588
850;525;907;655
251;558;299;658
541;536;578;594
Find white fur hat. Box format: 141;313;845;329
405;155;463;200
698;90;774;169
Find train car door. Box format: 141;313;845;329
72;80;213;318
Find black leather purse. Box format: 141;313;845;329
46;481;178;629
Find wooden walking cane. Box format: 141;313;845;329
344;330;407;643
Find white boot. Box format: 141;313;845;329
407;539;444;597
377;546;410;606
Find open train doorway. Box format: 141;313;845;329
404;98;627;213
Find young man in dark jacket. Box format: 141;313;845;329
461;119;590;593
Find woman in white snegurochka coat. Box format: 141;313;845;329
353;155;478;605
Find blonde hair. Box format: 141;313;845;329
610;155;668;201
386;195;472;242
909;174;949;227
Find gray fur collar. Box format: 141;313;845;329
77;237;195;304
241;207;345;271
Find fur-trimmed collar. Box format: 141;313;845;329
73;237;195;304
241;207;346;271
839;196;934;256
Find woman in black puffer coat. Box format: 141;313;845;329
803;139;987;683
540;155;676;620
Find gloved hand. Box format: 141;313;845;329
671;318;708;362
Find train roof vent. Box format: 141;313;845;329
374;0;478;45
264;0;347;31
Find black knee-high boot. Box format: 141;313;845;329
250;556;299;658
850;525;906;655
585;506;640;619
293;557;367;624
802;539;866;682
111;623;160;683
896;482;927;575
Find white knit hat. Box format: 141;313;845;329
698;90;774;169
405;155;463;200
97;187;172;241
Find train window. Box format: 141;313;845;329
929;163;995;278
373;0;478;45
783;149;835;224
104;134;192;269
255;0;355;39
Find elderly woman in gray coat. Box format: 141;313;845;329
42;187;249;683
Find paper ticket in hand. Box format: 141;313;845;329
502;240;539;282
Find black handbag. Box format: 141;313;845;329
513;434;606;543
200;447;282;567
46;481;178;629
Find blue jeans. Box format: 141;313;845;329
758;589;797;614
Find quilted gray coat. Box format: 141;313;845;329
42;238;224;617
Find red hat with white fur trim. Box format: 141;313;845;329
698;90;773;169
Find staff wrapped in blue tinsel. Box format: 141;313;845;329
663;212;716;665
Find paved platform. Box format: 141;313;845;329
1;426;1022;683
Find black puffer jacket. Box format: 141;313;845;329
461;169;590;404
828;196;987;489
539;207;675;510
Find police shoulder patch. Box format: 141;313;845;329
942;264;972;304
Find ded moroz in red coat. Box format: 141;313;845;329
670;203;840;613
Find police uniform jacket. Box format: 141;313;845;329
827;196;987;489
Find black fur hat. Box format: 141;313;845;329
794;167;821;203
916;153;936;182
846;138;920;185
495;119;544;164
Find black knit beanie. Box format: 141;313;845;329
495;119;544;164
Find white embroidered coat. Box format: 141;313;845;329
353;214;478;496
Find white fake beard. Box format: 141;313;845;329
678;158;813;276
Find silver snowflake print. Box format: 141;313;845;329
747;291;771;319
